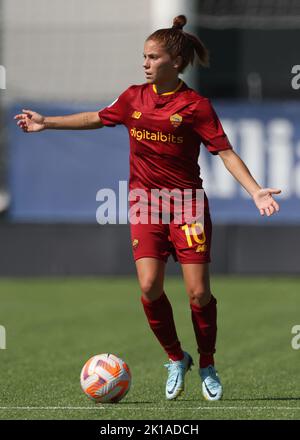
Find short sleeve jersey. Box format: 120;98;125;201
98;81;232;191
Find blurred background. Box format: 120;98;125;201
1;0;300;276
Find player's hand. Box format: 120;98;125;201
14;109;45;133
252;188;281;216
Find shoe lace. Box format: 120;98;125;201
164;360;185;384
204;366;220;390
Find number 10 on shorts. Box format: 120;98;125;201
181;223;207;252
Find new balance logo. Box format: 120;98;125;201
131;111;142;119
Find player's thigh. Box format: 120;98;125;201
135;257;166;301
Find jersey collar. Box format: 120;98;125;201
152;80;184;96
149;80;187;104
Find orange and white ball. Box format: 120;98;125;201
80;354;131;403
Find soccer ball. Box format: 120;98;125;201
80;353;131;403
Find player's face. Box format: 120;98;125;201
143;40;180;85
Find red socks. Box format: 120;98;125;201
141;292;184;361
141;292;217;368
190;295;217;368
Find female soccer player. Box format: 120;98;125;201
15;15;280;401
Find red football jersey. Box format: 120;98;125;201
98;81;232;191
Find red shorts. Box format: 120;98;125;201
130;208;212;264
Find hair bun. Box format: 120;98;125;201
172;15;187;30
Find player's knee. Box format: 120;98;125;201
188;287;211;307
139;278;162;301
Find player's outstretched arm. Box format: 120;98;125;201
14;109;103;132
218;149;281;217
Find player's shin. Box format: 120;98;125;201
190;295;217;368
141;292;184;361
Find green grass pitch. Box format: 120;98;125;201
0;276;299;420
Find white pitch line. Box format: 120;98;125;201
0;406;299;411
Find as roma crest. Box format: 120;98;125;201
132;239;139;249
170;113;182;128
